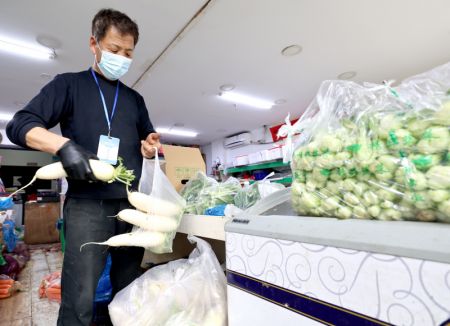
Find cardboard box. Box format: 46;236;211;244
162;145;206;192
24;202;60;244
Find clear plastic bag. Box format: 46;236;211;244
181;171;218;214
2;219;17;252
234;179;285;210
234;182;260;209
108;236;227;326
39;271;61;303
286;62;450;222
195;177;241;214
138;154;186;253
181;174;241;215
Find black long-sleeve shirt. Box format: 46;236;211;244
7;68;155;199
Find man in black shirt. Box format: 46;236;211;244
7;9;160;325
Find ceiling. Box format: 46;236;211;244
0;0;449;146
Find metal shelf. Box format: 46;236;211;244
249;176;292;185
225;160;290;175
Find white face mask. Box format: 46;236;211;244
95;43;132;80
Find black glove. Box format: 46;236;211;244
57;141;98;181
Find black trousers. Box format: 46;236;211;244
57;198;144;326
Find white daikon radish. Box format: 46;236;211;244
80;231;165;250
117;209;178;232
9;158;135;197
127;189;182;217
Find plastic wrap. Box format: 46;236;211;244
234;182;260;209
108;236;227;326
38;271;61;303
288;62;450;222
234;179;285;210
0;197;13;210
2;219;17;252
182;173;241;215
181;171;218;214
196;177;241;214
0;255;20;280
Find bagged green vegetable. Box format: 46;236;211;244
284;62;450;223
181;171;218;214
181;173;241;215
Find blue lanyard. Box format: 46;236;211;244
91;68;120;137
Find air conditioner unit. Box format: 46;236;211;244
224;132;252;148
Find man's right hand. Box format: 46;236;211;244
57;140;98;181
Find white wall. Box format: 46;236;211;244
201;143;212;175
201;125;285;176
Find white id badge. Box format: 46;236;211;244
97;135;120;165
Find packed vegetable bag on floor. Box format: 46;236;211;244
286;62;450;222
108;236;227;326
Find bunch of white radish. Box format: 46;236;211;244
291;98;450;223
8;157;136;198
81;188;185;251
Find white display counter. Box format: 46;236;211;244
225;214;450;326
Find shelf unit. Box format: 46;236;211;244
249;176;292;185
225;160;290;175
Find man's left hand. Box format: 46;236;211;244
141;132;161;158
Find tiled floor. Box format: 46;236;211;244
0;245;63;326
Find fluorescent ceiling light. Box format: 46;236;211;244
156;127;198;138
0;37;55;60
219;91;273;109
0;113;14;121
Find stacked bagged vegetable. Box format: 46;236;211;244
182;172;241;215
289;62;450;223
182;172;287;213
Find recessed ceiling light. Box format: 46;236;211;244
156;127;198;138
219;84;235;92
40;73;52;80
14;101;26;108
36;35;62;49
275;99;287;105
338;71;357;80
219;91;273;110
281;44;302;56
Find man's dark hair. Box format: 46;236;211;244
92;9;139;45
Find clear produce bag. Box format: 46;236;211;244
181;173;241;215
108;236;227;326
285;62;450;223
138;153;186;253
180;171;218;214
195;177;241;215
